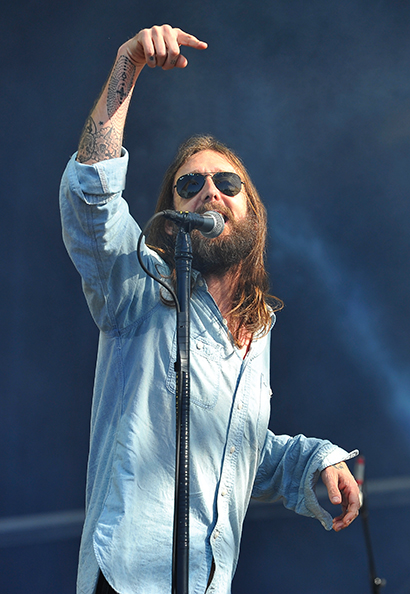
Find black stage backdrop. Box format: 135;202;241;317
1;1;410;592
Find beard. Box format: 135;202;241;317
189;204;256;276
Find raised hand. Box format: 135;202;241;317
124;25;208;70
76;25;207;164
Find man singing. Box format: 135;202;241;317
60;24;360;594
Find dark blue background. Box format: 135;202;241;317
1;0;409;592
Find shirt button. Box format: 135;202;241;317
196;341;203;350
221;490;227;496
222;318;228;326
230;446;235;454
237;402;243;410
213;530;220;539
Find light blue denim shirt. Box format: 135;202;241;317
60;150;356;594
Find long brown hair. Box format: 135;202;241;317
146;135;283;344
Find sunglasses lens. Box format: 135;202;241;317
175;172;243;199
213;172;242;196
176;173;205;199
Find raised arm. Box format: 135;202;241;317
76;25;208;164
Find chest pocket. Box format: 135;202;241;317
166;333;222;409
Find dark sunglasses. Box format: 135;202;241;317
174;172;244;200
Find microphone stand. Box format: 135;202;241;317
140;209;222;594
360;483;386;594
172;223;193;594
360;497;386;594
137;211;200;594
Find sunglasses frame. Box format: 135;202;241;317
174;171;244;200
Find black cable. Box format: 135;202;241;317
137;211;180;312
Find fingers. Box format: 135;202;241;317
321;464;344;504
174;27;208;50
150;25;182;70
321;463;361;532
332;488;361;532
133;25;207;70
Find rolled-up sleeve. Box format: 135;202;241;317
59;149;166;332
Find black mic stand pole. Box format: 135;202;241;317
355;458;386;594
360;482;386;594
172;223;193;594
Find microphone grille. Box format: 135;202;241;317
203;211;225;238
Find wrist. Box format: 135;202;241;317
118;41;146;73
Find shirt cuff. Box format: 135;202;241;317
318;448;359;472
71;148;129;202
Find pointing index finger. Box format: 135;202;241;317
175;28;208;50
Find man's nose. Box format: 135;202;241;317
200;175;222;202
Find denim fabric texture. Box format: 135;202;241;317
60;150;355;594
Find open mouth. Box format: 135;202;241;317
198;206;231;225
213;210;228;223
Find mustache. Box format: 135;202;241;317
167;203;237;239
193;202;234;223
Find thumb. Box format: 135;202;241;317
322;467;342;504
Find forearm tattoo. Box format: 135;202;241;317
77;116;121;163
107;55;136;119
77;56;136;163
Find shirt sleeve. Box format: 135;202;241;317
59;150;167;332
252;431;358;530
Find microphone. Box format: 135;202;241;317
162;210;225;238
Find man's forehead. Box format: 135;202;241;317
177;150;238;177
